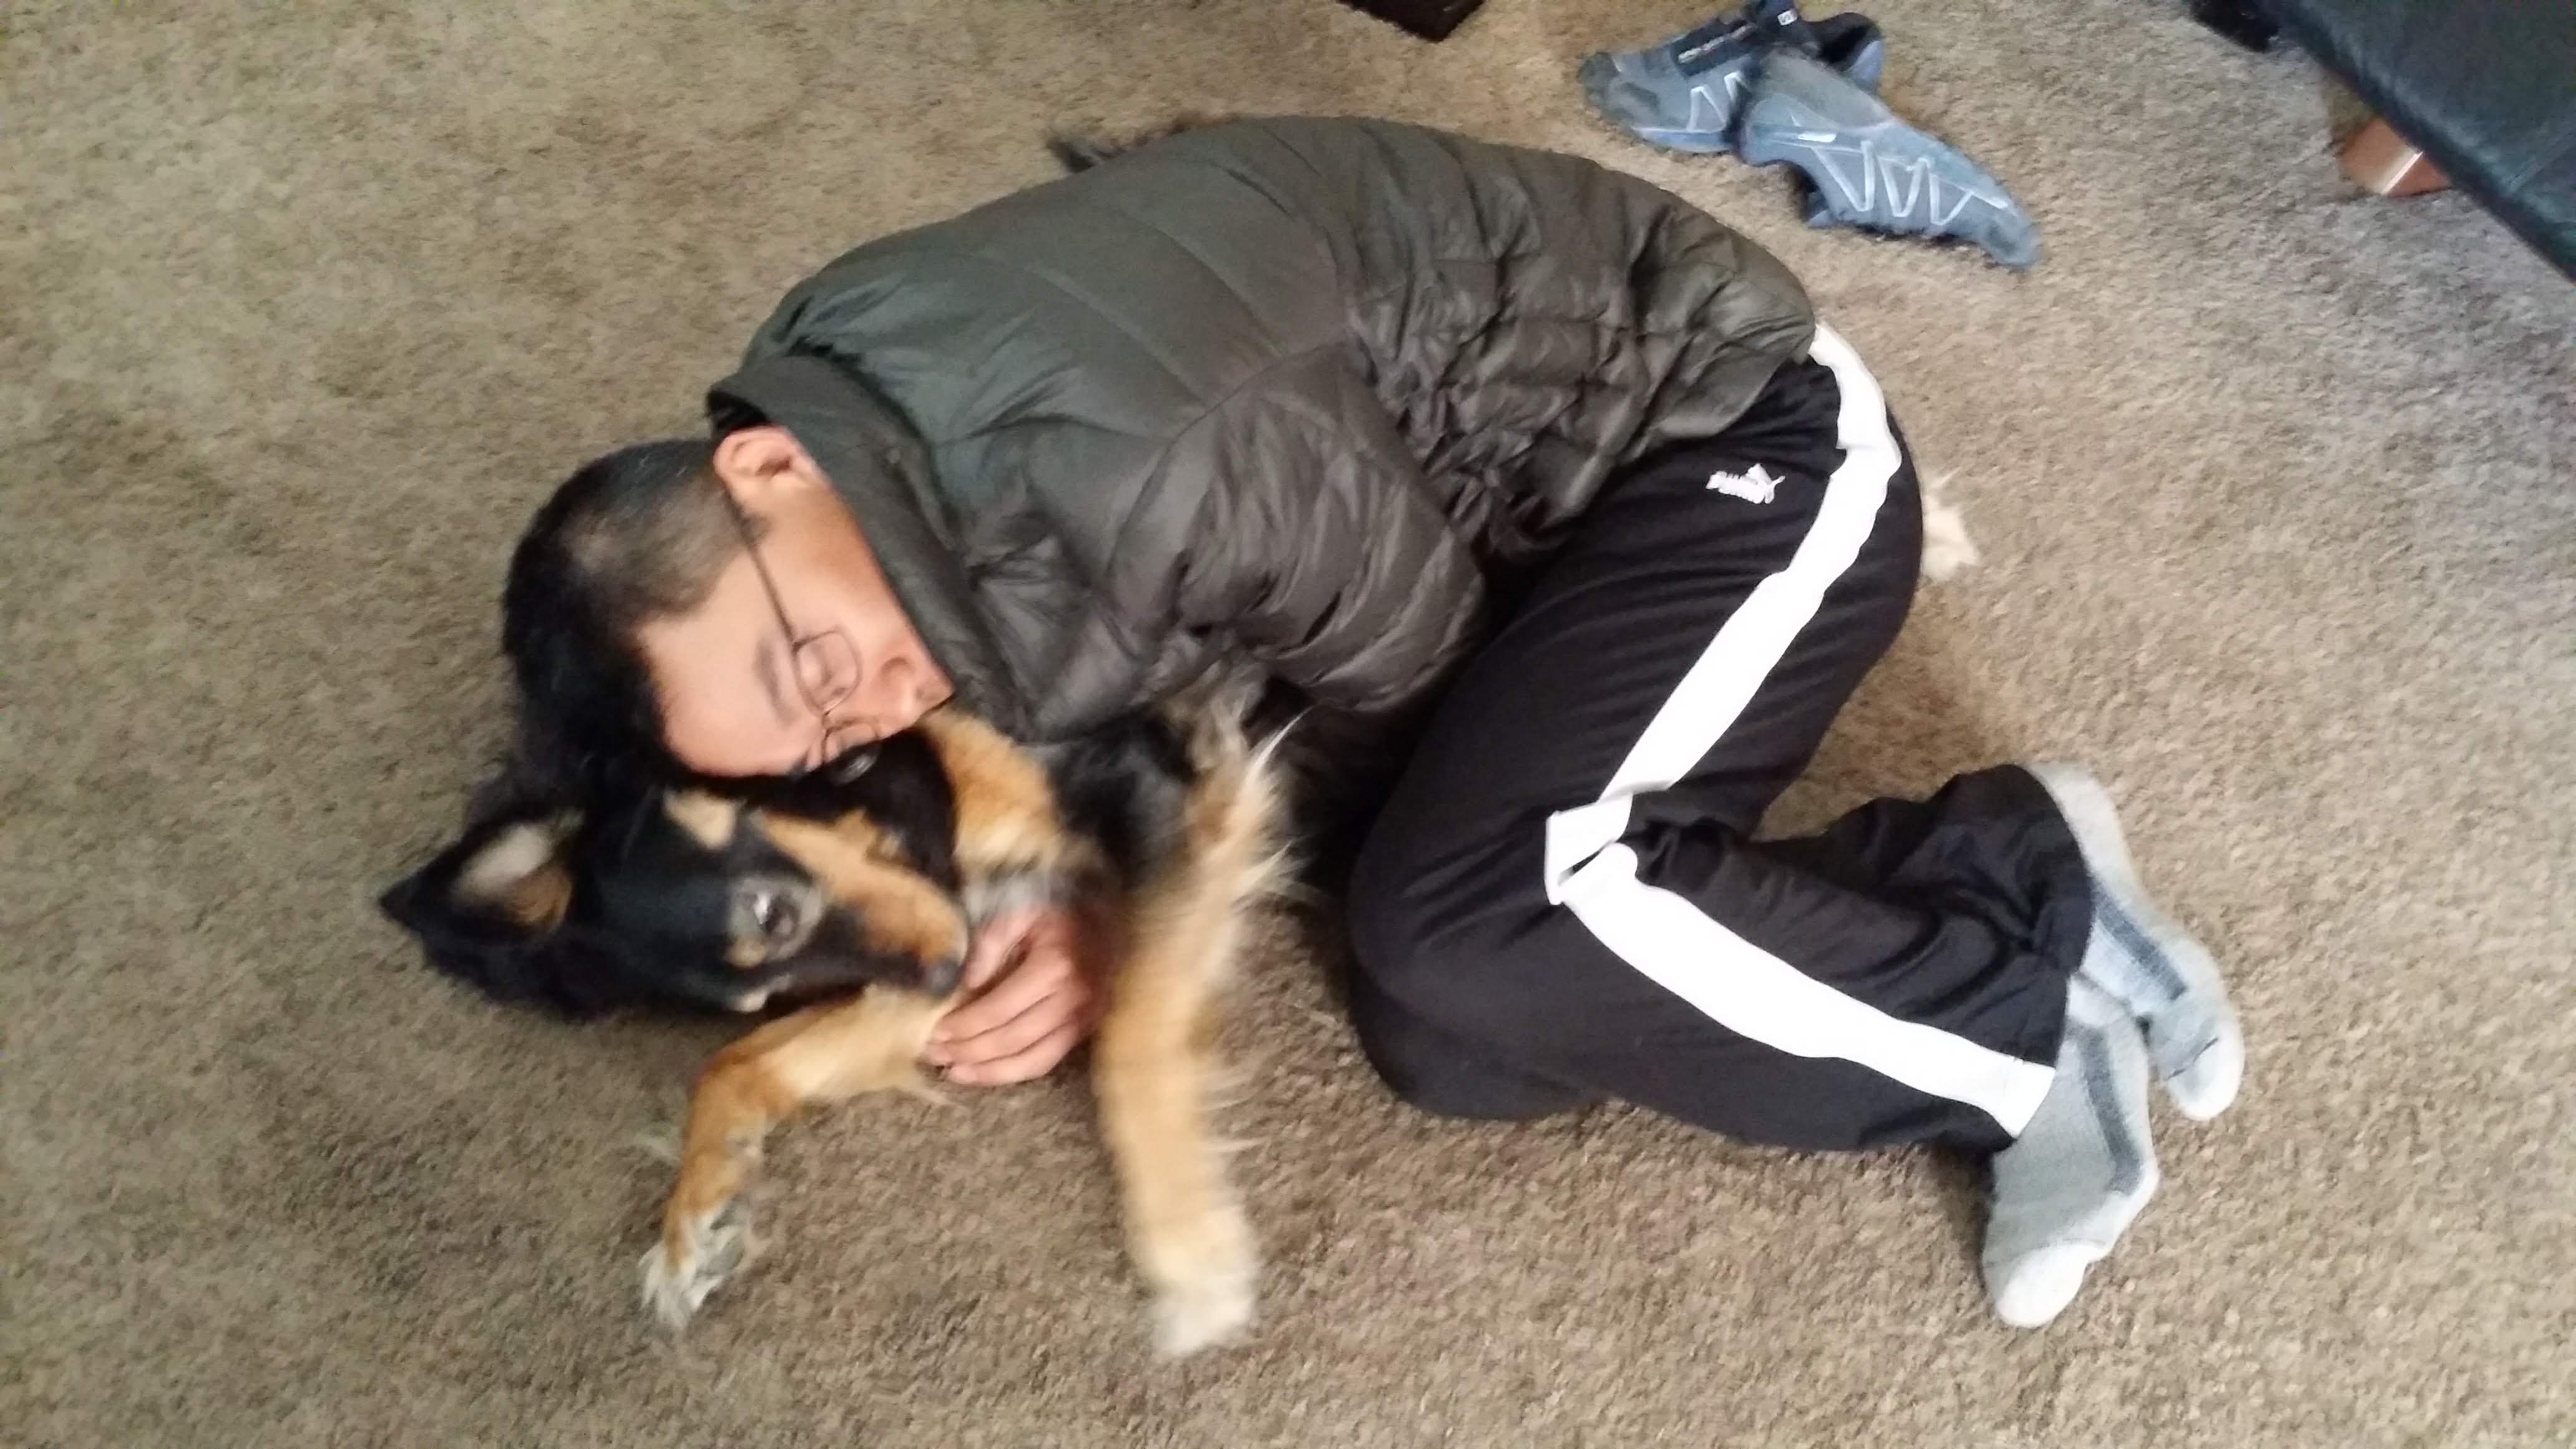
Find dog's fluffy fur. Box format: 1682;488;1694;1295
383;698;1287;1355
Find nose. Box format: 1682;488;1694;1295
919;953;964;998
857;653;947;739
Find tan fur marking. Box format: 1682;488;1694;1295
501;865;573;929
916;707;1076;879
664;791;740;849
752;813;970;968
816;810;891;855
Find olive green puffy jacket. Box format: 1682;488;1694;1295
708;116;1815;769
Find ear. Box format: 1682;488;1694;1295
378;807;633;1019
711;423;827;511
446;812;577;926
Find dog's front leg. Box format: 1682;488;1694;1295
1094;955;1252;1358
1091;711;1284;1356
642;988;952;1331
1092;869;1272;1349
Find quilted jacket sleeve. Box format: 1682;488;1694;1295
1127;344;1485;836
1154;346;1489;729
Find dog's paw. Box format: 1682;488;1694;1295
1145;1204;1257;1357
1153;1264;1255;1357
640;1199;756;1332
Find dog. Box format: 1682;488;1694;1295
381;698;1288;1355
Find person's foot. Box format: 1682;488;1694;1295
1982;976;2160;1328
1738;49;2042;269
2026;764;2247;1120
1578;1;1886;155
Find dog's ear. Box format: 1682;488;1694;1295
378;807;635;1019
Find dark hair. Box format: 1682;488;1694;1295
500;439;745;800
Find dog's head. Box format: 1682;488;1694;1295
380;734;967;1019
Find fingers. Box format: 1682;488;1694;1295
945;1018;1088;1086
957;907;1040;994
937;974;1080;1069
933;934;1075;1048
924;907;1097;1086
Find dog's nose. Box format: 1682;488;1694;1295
920;955;964;998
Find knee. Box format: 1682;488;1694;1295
1344;836;1473;1030
1342;839;1418;1003
1342;945;1594;1123
1344;840;1553;1054
1344;822;1604;1121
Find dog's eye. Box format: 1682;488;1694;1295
748;889;795;940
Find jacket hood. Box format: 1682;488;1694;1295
705;353;1027;736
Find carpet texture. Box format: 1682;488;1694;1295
5;2;2570;1445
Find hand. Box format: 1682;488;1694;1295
922;905;1099;1085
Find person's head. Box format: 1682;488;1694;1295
502;426;952;793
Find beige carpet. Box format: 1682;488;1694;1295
6;1;2570;1445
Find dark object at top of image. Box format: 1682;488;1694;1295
1337;0;1487;43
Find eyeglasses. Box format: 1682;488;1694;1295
721;495;880;783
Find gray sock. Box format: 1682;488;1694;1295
1981;976;2160;1329
2026;763;2246;1120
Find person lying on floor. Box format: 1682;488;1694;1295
488;116;2244;1329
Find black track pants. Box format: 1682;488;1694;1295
1345;326;2090;1154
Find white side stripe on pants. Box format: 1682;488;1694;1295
1538;323;2054;1136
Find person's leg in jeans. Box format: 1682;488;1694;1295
1346;326;2240;1325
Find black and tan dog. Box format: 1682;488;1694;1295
381;700;1286;1355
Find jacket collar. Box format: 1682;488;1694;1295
705;353;1026;736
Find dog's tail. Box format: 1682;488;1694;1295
1172;701;1293;919
1045;115;1236;174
